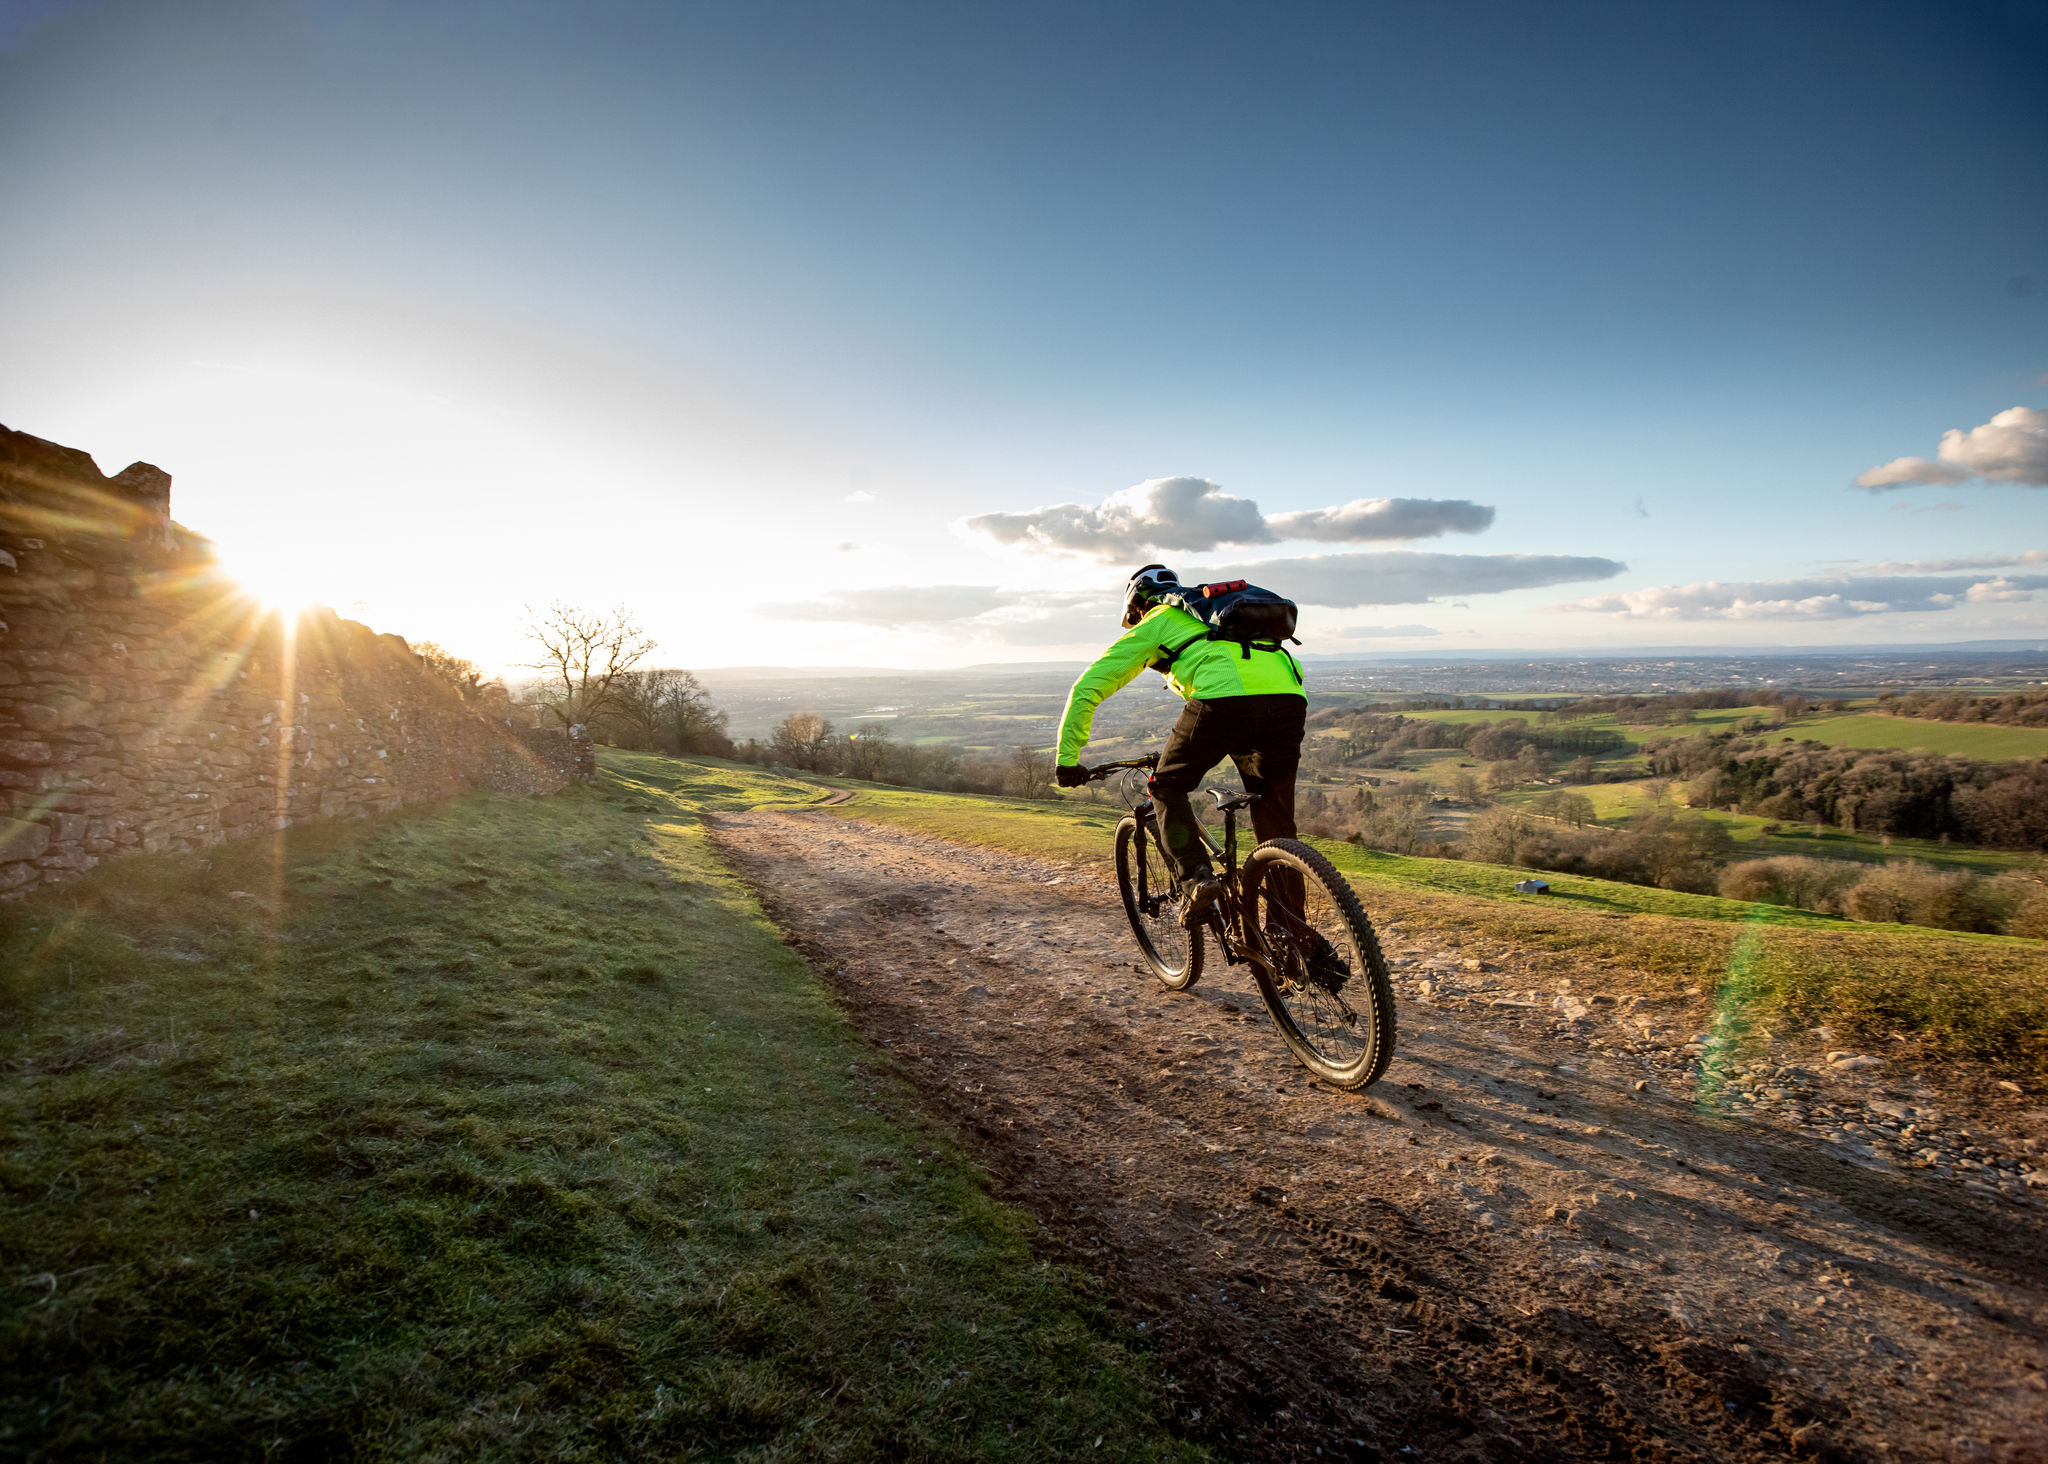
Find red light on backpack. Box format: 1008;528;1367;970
1202;580;1247;597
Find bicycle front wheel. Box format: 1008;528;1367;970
1115;815;1202;990
1245;838;1395;1088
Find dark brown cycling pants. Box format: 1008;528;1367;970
1147;694;1306;884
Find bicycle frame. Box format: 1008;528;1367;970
1129;790;1275;976
1085;753;1277;974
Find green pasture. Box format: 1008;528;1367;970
1395;704;2048;761
1402;704;1777;744
0;752;1202;1463
1368;747;1480;788
1780;712;2048;761
1392;707;1542;727
1499;780;2037;875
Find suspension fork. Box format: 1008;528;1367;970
1133;799;1167;917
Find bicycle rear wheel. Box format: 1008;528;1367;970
1245;838;1395;1088
1115;815;1202;990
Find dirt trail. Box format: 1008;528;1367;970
709;809;2048;1464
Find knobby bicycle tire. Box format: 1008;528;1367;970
1115;815;1202;990
1244;838;1396;1088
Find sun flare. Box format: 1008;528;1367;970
222;544;328;618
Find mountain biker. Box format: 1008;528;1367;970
1054;564;1306;926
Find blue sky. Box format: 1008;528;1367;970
2;0;2044;670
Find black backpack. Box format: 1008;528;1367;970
1150;579;1302;678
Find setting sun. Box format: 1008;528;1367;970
223;547;325;617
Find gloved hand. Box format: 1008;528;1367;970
1054;763;1090;788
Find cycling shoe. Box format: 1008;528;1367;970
1178;876;1224;929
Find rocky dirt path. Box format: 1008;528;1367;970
708;809;2048;1464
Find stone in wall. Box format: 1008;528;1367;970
0;423;580;899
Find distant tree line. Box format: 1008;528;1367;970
1356;687;1838;724
1305;708;1629;769
1873;688;2048;727
1457;804;1738;896
1363;696;1566;714
733;712;1059;801
1298;782;1441;856
1644;729;2048;850
1294;779;1750;897
586;669;735;757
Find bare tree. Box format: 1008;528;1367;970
521;603;657;728
771;712;839;772
1005;744;1055;800
843;723;898;782
1532;789;1598;828
599;668;732;755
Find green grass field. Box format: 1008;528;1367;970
814;772;2048;1078
1343;746;1479;788
1498;781;2037;874
1780;712;2048;761
1403;705;1777;745
0;754;1203;1462
1395;707;1549;727
1396;704;2048;761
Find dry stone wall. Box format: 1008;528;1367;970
0;424;582;898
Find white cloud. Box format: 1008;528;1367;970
844;489;876;503
1856;406;2048;490
1858;458;1971;488
963;477;1265;558
1560;573;2048;620
963;477;1493;560
1334;624;1440;638
1265;497;1494;542
1966;576;2035;603
1191;550;1627;608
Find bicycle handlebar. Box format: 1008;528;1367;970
1080;754;1159;782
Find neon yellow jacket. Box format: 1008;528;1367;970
1055;604;1304;764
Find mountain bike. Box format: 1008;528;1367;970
1079;754;1396;1090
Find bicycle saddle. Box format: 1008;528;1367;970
1207;790;1257;812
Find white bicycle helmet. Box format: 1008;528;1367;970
1123;563;1180;627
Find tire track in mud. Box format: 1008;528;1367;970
708;808;2048;1464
